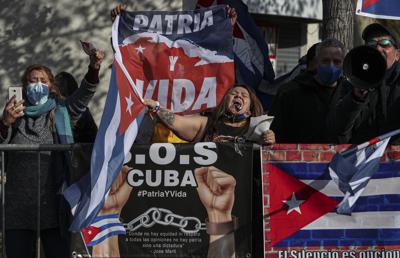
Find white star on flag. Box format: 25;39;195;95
135;45;145;54
125;94;134;115
283;192;304;215
88;230;92;235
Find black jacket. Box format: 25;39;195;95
270;72;350;143
331;61;400;144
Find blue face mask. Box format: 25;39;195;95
26;82;49;105
316;65;343;85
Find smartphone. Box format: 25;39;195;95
8;87;23;102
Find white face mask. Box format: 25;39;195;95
26;82;49;105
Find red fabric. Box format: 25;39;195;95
115;61;145;135
268;164;338;247
118;36;234;114
363;0;381;9
81;226;101;244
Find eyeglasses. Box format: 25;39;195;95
366;38;396;48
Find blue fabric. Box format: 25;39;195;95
361;0;400;17
64;65;145;231
328;139;389;214
222;0;275;109
54;102;74;144
24;98;56;118
26;82;49;105
269;161;400;248
315;65;342;85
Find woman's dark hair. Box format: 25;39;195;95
55;71;78;97
21;64;61;99
207;84;264;134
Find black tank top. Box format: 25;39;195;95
202;118;249;142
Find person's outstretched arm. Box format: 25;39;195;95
66;49;104;128
143;99;208;142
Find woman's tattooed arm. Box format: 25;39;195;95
158;107;175;127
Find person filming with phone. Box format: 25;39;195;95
0;47;104;258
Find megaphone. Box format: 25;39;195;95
343;45;387;89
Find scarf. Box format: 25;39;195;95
24;98;74;144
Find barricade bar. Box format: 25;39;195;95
0;144;81;151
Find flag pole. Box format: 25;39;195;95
341;128;400;156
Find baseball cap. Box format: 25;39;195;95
362;23;399;48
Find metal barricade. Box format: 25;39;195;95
0;144;90;258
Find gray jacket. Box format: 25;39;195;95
0;78;97;230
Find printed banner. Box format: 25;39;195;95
264;158;400;258
356;0;400;20
71;142;256;257
112;6;235;113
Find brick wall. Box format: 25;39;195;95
261;144;400;258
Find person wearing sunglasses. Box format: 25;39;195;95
329;23;400;144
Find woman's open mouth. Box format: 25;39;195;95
232;98;243;112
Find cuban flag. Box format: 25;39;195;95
81;214;126;246
112;6;234;114
197;0;275;109
65;6;235;233
329;138;390;215
265;150;400;252
64;59;145;231
357;0;400;20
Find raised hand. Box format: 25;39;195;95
111;4;127;22
1;96;25;127
194;166;236;223
89;49;105;70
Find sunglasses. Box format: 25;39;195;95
366;38;396;48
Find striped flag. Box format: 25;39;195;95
81;214;126;246
266;160;400;250
197;0;275;109
64;6;235;233
329;138;390;215
356;0;400;20
63;59;145;231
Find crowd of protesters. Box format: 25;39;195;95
1;2;400;258
270;23;400;145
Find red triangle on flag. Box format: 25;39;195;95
114;60;145;135
267;164;339;247
363;0;380;9
82;226;101;244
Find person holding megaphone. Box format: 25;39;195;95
330;23;400;144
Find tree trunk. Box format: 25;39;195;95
322;0;355;49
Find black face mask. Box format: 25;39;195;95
223;112;249;122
